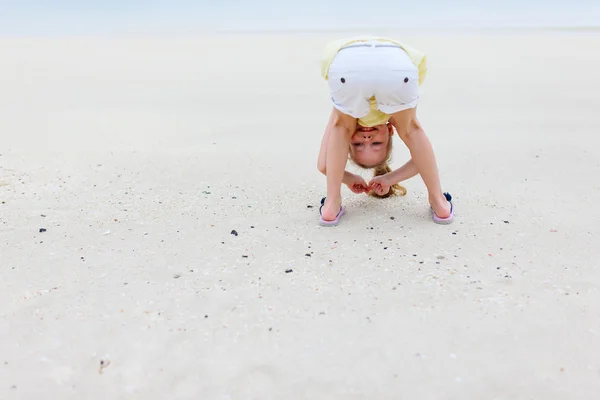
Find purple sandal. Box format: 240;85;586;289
319;197;345;227
432;192;454;225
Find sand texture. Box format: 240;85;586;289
1;32;600;399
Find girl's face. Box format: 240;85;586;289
349;123;393;168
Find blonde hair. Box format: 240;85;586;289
351;135;407;199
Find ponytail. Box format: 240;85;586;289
369;163;407;199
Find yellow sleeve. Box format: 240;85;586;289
418;54;428;86
398;42;428;85
320;39;346;80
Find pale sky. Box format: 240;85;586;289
0;0;598;35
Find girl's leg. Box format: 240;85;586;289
321;107;356;222
389;108;451;218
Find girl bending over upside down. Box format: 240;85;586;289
317;35;454;226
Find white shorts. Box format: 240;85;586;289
327;41;420;118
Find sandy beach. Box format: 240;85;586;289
1;31;600;399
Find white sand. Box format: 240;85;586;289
1;31;600;399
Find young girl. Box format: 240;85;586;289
317;36;454;226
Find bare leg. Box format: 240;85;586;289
389;108;451;218
321;108;356;221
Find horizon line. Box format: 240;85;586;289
215;25;600;34
1;25;599;39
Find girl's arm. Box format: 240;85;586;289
317;110;358;185
317;110;335;174
386;159;419;185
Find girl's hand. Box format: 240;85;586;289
368;175;391;196
345;173;369;194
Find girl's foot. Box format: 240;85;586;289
429;193;452;219
320;196;343;222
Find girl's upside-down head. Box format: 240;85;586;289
349;122;406;198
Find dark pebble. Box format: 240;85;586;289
242;255;248;258
231;230;238;236
285;269;293;273
41;214;46;217
204;315;208;318
250;226;255;228
39;228;47;233
307;205;313;208
305;253;311;257
452;232;457;235
174;274;181;279
390;217;395;220
504;221;509;224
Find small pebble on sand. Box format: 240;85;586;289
231;230;238;236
